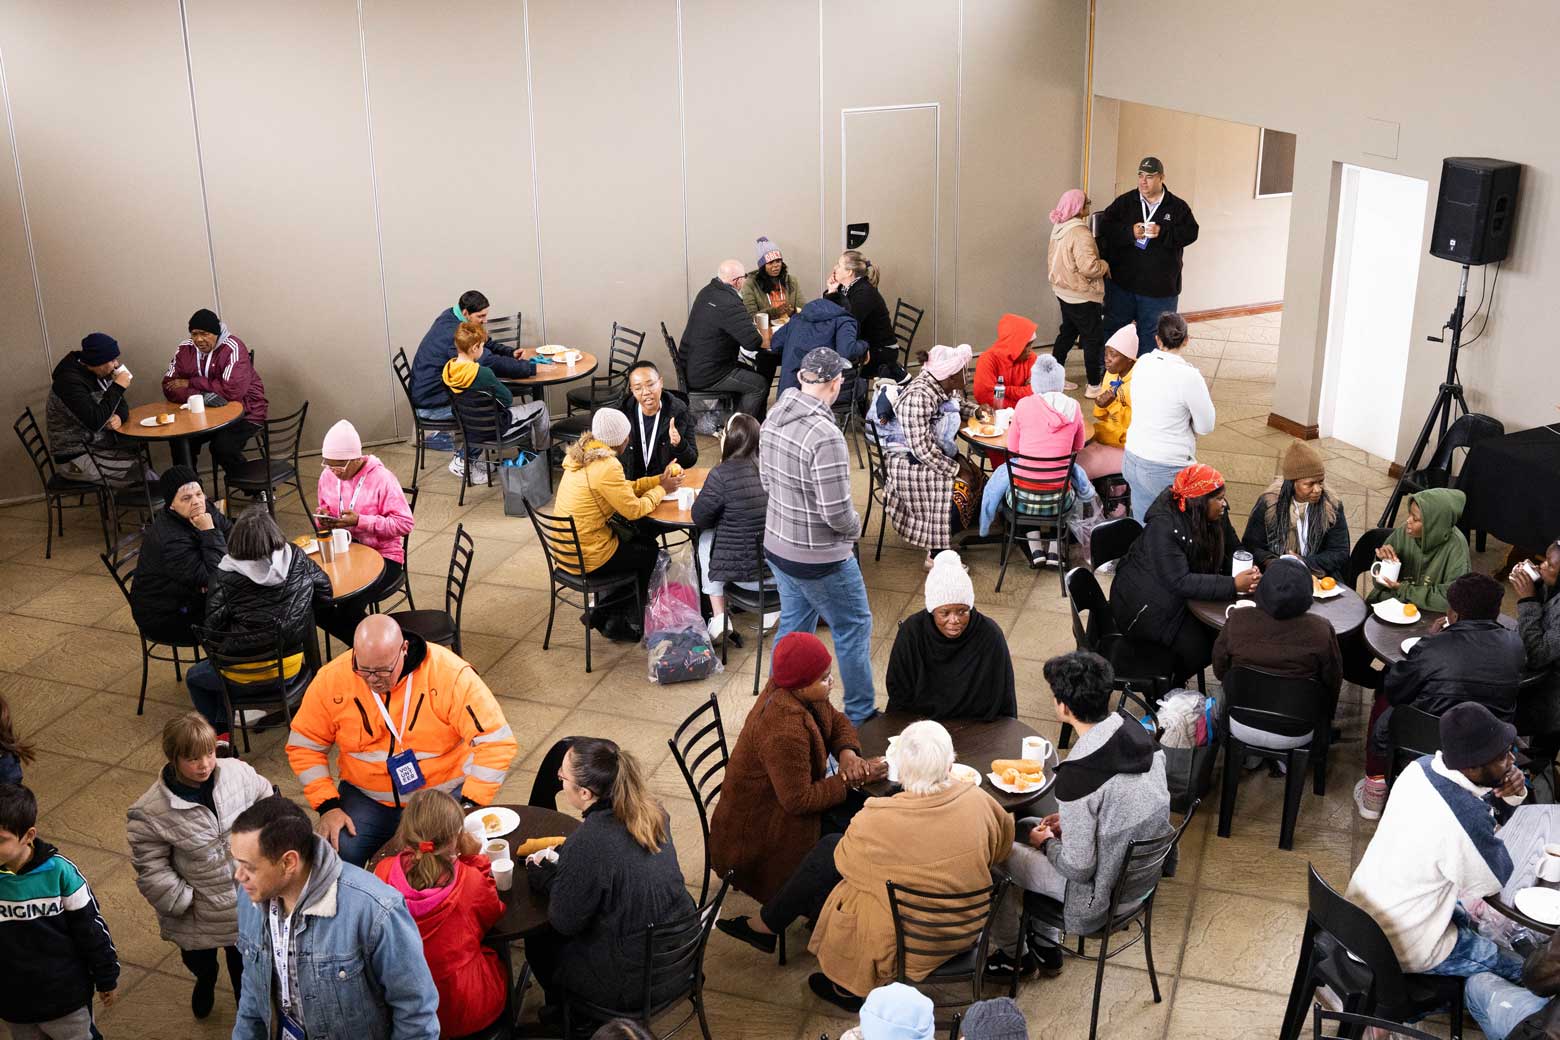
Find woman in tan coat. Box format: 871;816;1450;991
708;634;883;903
1047;188;1112;396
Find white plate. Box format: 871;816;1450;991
537;344;566;355
138;417;163;427
1515;887;1560;926
1313;584;1343;600
986;770;1046;795
1401;637;1421;654
559;350;582;363
949;763;981;786
1371;600;1419;625
465;807;521;839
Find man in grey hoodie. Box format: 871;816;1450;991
759;348;876;722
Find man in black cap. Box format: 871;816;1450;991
1346;702;1527;983
45;331;145;486
1095;156;1199;355
162;309;268;479
130;465;231;648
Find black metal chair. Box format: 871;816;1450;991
886;876;1010;1017
830;365;868;469
524;502;643;673
664;321;736;427
1218;667;1334;850
997;450;1079;594
1089;516;1144;570
1345;527;1393;593
393;347;461;478
191;621;315;754
14;407;110;559
1060;685;1160;752
369;485;418;615
484;311;523;354
390;523;473;657
566;322;645;416
893;298;926;372
862;421;894;561
557;875;731;1040
1063;567;1178;703
81;438;162;544
1311;1004;1439;1040
101;533;204;715
1014;804;1199;1040
450;389;536;506
1397;412;1504;546
667;694;729;908
223;402;309;518
1278;865;1465;1040
1385;705;1443;790
720;533;781;696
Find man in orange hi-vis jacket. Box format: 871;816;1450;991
286;614;517;866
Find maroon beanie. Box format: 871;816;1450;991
771;632;833;690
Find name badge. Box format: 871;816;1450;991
387;748;426;796
1135;237;1149;250
280;1011;307;1040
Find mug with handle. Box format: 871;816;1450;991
1371;558;1402;585
330;528;351;554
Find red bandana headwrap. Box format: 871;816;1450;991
1170;463;1224;511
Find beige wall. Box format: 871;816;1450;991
1094;0;1557;463
0;0;1087;500
1106;100;1291;313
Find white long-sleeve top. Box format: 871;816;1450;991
1345;753;1521;972
1121;350;1215;466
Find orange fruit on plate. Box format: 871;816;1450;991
1402;603;1419;618
1319;577;1336;591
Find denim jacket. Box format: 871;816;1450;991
233;835;440;1040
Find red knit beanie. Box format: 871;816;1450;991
771;632;833;690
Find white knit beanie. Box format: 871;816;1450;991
924;550;975;612
591;407;631;447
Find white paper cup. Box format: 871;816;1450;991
1539;844;1560;883
676;487;696;510
188;395;205;414
491;858;515;892
1231;550;1254;577
463;817;485;840
1021;735;1052;763
1371;559;1402;584
755;313;770;331
484;838;508;860
330;528;351;554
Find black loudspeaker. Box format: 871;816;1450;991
1430;157;1521;265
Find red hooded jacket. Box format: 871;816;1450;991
973;314;1039;408
375;851;507;1037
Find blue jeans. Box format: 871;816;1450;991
414;406;456;451
186;660;229;733
1122;450;1185;522
769;555;876;723
334;781;410;868
1467;971;1548;1040
1103;281;1177;356
1422;906;1525;982
979;462;1095;537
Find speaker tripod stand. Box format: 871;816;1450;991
1376;263;1472;528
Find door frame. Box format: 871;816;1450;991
841;102;941;335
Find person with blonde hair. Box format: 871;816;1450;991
825;249;897;378
522;738;695;1018
126;712;275;1020
372;789;506;1038
441;319;551;483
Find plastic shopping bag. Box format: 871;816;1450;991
643;542;722;685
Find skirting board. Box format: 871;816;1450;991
1266;413;1319;440
1184;301;1283;322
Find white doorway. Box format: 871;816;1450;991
1318;163;1430;459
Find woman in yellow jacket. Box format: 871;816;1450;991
553;408;686;642
1077;324;1139;480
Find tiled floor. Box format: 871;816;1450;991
0;313;1511;1038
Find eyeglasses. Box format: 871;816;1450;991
351;645;405;680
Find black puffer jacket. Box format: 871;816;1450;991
682;278;763;389
1383;618;1526;721
617;390;699;481
691;458;769;583
1110;488;1240;645
131;507;232;643
203;546;333;657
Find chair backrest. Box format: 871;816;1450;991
1388;705;1442;781
886;876;1009;985
399;484;419;569
1221;666;1330;741
863;420;890;489
13;407;58;485
443;523;475;624
391;348;416;402
607;322;647;380
1312;1005;1437;1040
1006;450;1078;516
1427;412;1504;474
893;298;925;366
608;875;730;1022
1306;864;1415;1009
485;312;522;353
661;321;687;389
1090;516;1144;568
451;387;511;446
1104;810;1192;922
1064;565;1119;653
525;501;590;577
1345;527;1392;591
258;402;309;469
667;693;729;906
192;622;309;698
100;532;142;607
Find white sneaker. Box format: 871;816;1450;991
468;462;490;486
707;614;729;643
447;455;466;477
762;611;780;632
1084;384;1102;399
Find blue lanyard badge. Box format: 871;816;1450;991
280;1011;307;1040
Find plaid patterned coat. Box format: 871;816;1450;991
884;371;975;550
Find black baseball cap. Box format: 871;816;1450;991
799;348;849;383
1138;156;1164;175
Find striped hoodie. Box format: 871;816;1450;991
0;839;119;1024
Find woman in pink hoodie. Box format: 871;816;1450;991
315;418;415;640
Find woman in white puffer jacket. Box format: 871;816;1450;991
126;712;274;1021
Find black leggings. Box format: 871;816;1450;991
181;945;243;1000
1167;617;1215;685
759;832;844;935
588;535;660;625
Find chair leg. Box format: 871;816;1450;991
45;497;55;560
583;608;593;674
1087;930;1109;1040
1056;524;1067;595
542;587;557;650
1217;735;1243;838
1278;921;1320;1040
1142;896;1161;1001
753;611;765;696
1279;747;1310;851
137;644;150;716
995;527;1012;593
1450;983;1464;1040
172;644;184;683
777;928;787;966
875;504;888;562
1313;730;1330;797
694;992;714;1040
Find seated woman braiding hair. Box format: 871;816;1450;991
1241;441;1350;580
1110;463;1255;683
885;551;1016;721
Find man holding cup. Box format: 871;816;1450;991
46;332;147;486
1096;157;1200;356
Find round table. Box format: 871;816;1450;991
856;711;1056;813
118;400;245;468
1188;585;1369;637
489;804;582;941
1363;609;1518;665
958;425;1008;453
501;349;600;401
313;542;385;599
647;467;707;526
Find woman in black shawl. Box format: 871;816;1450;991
885;550;1017;721
1241;441;1350;580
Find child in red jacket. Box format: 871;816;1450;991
374;790;507;1037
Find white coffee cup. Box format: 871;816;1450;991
330;528;351;554
1523;560;1542;581
1021;735;1052;763
1371;558;1402;585
1225;600;1257;620
1539;843;1560;883
755;312;770;331
1231;549;1254;577
116;364;133;383
484;838;509;860
491;857;515;893
1143;222;1158;238
676;487;696;510
188;395;205;415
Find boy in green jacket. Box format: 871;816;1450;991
1367;487;1471;613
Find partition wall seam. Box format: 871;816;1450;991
354;0;398;439
522;0;546;344
675;0;691;309
817;0;824;276
178;0;220;313
0;38;50;364
953;0;963;343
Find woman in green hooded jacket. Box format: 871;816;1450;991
1366;487;1471;613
